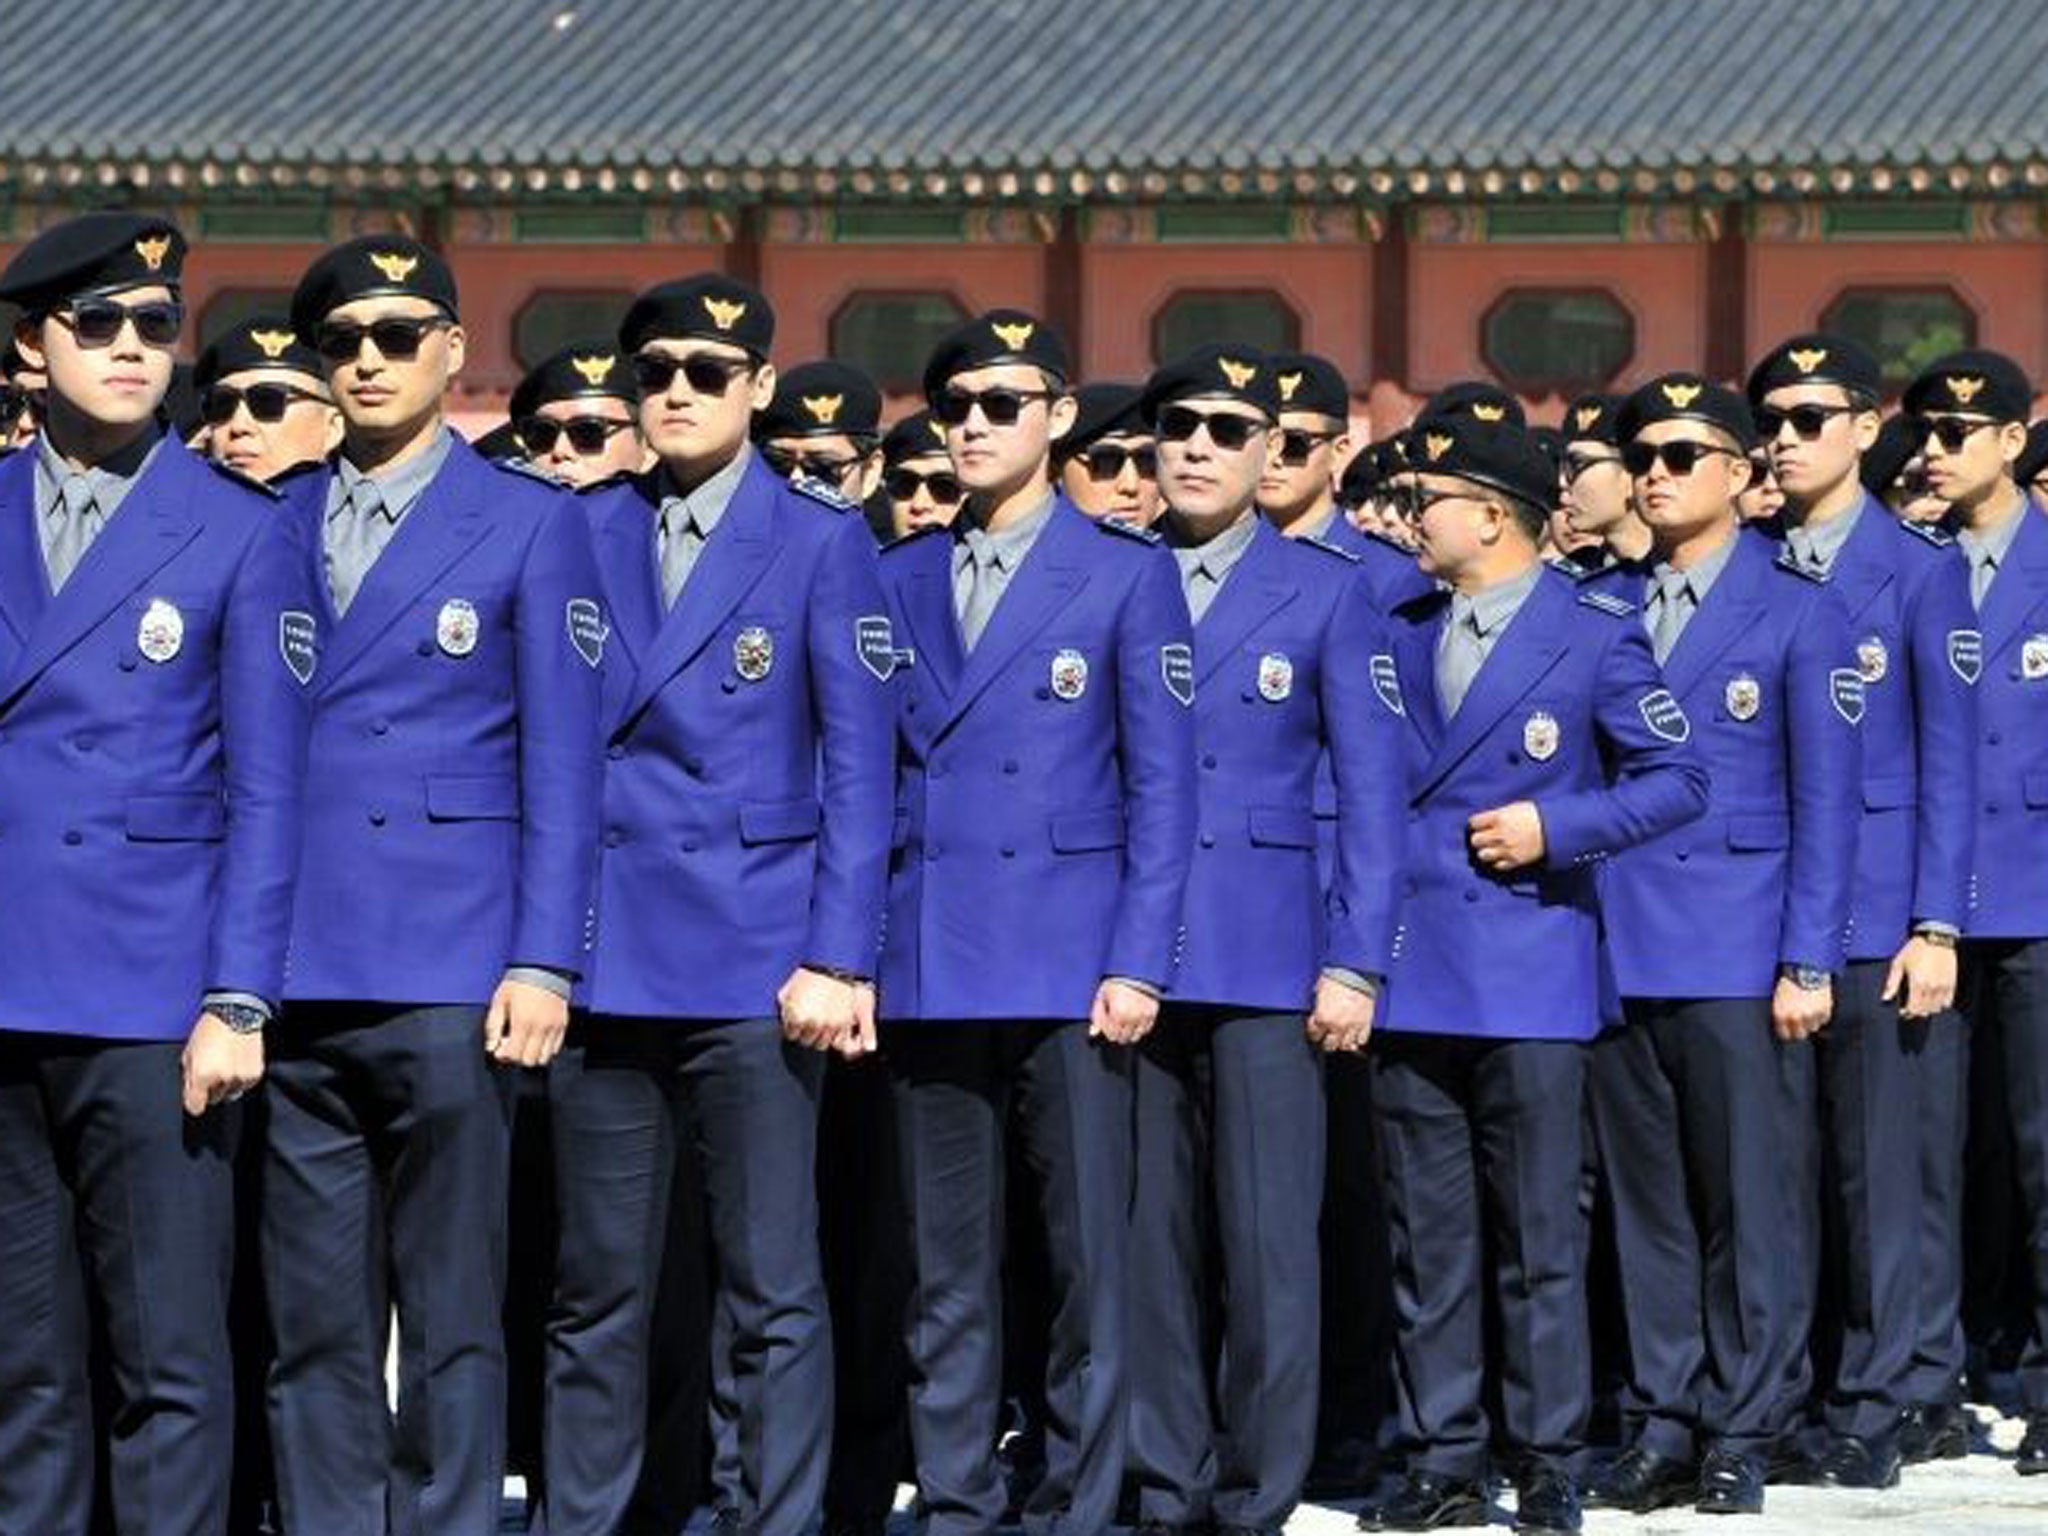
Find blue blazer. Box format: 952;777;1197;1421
0;440;313;1040
1967;502;2048;938
1380;566;1709;1041
1175;520;1405;1009
278;438;605;1005
876;498;1197;1020
1601;529;1862;998
578;459;896;1018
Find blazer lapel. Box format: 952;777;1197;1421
1414;574;1570;800
893;534;964;702
1660;534;1767;701
0;449;47;645
1982;503;2048;664
1193;519;1296;684
941;500;1091;734
1394;599;1447;759
592;479;661;677
1822;499;1895;625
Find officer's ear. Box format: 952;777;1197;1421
441;322;466;384
1997;419;2028;467
1850;404;1882;453
856;446;883;502
320;405;345;457
13;314;46;372
749;362;778;413
1045;388;1078;443
1724;446;1754;498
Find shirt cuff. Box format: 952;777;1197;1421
1106;975;1161;1000
1912;921;1961;939
1320;967;1384;999
201;990;272;1022
504;966;575;1000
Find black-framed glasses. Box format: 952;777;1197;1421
1390;484;1476;521
54;297;184;348
1563;450;1622;482
1620;440;1741;477
1275;427;1336;465
517;415;635;456
761;444;865;484
932;385;1058;427
1909;415;1997;454
883;466;964;504
631;351;755;396
315;314;452;362
1081;443;1157;481
1755;402;1858;441
203;381;329;425
1155;405;1266;451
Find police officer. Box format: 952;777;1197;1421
0;212;314;1536
1555;393;1651;571
1053;381;1161;525
1124;345;1404;1536
538;274;896;1536
509;342;645;486
2019;420;2048;509
874;308;1196;1536
1585;375;1861;1516
1907;349;2048;1473
880;407;964;542
1420;378;1526;428
193;313;342;482
1748;335;1979;1485
263;233;605;1535
754;358;885;504
1360;413;1707;1536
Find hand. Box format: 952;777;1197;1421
1469;801;1546;873
484;978;571;1067
778;967;858;1054
1089;979;1159;1045
1307;976;1376;1054
836;981;879;1060
182;1012;264;1117
1883;936;1958;1020
1772;976;1834;1042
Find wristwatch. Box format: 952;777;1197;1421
211;1000;268;1035
1782;964;1831;992
1913;927;1959;950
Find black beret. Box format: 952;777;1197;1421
882;408;951;466
921;308;1069;400
1616;373;1759;451
1421;379;1525;428
509;343;636;422
2016;420;2048;487
291;235;457;343
1529;426;1566;478
1406;413;1557;511
0;212;186;312
1339;437;1402;507
754;360;881;442
619;273;773;358
1059;382;1147;458
1746;333;1881;406
1140;343;1282;421
1562;392;1624;446
1860;415;1920;497
161;362;203;440
194;314;324;391
1903;348;2034;423
1269;352;1350;419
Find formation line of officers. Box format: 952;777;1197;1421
3;207;2048;1536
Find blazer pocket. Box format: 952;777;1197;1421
1049;808;1126;853
1862;774;1914;811
1246;806;1317;849
2024;771;2048;809
1726;814;1790;851
424;774;521;821
125;792;227;842
738;797;822;845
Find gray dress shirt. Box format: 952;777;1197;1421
953;491;1056;649
1435;564;1543;717
34;428;163;592
1165;509;1259;622
656;445;752;608
1783;500;1864;579
323;427;455;614
1957;500;2029;613
1642;529;1738;663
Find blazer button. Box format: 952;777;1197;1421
1676;849;1689;862
685;758;704;775
416;640;434;657
73;735;94;753
607;745;626;761
1034;687;1051;700
605;829;625;847
371;719;390;736
1000;845;1015;858
1987;731;2003;745
926;844;942;861
62;830;82;846
681;838;699;853
1199;833;1216;849
118;656;137;672
1201;754;1218;769
722;679;739;694
368;809;387;827
1463;889;1479;903
1002;760;1019;775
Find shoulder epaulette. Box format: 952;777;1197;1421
204;457;283;499
572;468;637;496
492;456;563;487
1897;517;1955;548
1577;588;1636;617
1773;549;1829;584
1301;534;1360;563
789;473;856;512
1097;514;1162;545
881;523;945;555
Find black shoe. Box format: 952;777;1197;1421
1134;1523;1187;1536
1899;1402;1969;1463
2018;1414;2048;1475
1215;1526;1281;1536
1583;1444;1695;1513
1306;1439;1382;1500
822;1522;887;1536
709;1512;744;1534
1357;1470;1490;1531
1761;1433;1811;1486
1513;1467;1581;1534
1694;1448;1764;1516
1805;1433;1901;1490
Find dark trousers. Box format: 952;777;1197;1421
0;1034;237;1536
537;1016;829;1536
1312;1054;1396;1477
1588;997;1814;1460
1813;958;1933;1438
1908;992;1973;1406
1960;938;2048;1413
263;1003;513;1536
228;1092;277;1536
1372;1032;1590;1481
1129;1006;1326;1531
885;1019;1133;1536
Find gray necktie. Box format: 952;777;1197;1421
327;478;390;616
44;474;104;592
1971;548;2000;611
1435;596;1486;718
1185;552;1225;624
956;532;1005;651
1647;571;1693;663
658;500;705;610
1786;528;1823;578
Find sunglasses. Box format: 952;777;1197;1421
1909;415;1997;454
932;385;1059;427
1620;440;1742;477
883;466;964;504
517;415;634;456
1755;402;1857;441
55;297;184;349
1081;444;1157;481
202;381;329;425
315;314;452;362
631;351;755;396
1390;485;1475;521
761;444;865;484
1275;428;1336;465
1155;405;1267;451
1563;450;1622;482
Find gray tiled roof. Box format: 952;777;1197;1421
0;0;2041;199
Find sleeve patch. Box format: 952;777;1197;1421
1160;642;1194;706
855;614;898;681
566;598;608;668
1830;667;1867;726
1369;652;1405;716
279;610;318;685
1638;688;1690;743
1947;627;1983;685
